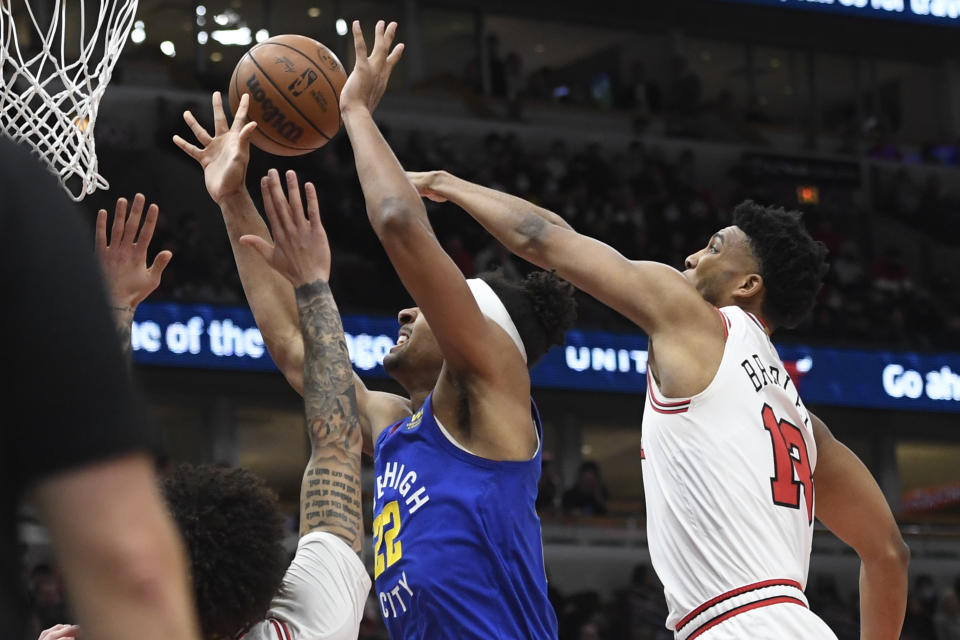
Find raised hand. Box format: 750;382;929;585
339;20;405;116
173;91;257;204
406;170;449;202
239;169;332;287
38;624;81;640
95;194;172;310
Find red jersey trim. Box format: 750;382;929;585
687;595;807;639
716;308;730;340
676;578;804;630
745;311;767;333
646;373;691;414
268;619;290;640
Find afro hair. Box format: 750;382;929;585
479;268;577;366
733;200;829;329
162;463;287;638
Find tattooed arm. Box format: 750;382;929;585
240;170;364;554
95;194;172;361
296;281;363;551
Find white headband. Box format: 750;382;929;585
466;278;527;363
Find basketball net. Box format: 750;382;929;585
0;0;138;200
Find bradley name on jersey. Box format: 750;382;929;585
372;459;432;621
739;352;811;429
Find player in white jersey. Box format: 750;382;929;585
406;173;910;639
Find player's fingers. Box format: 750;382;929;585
284;170;307;227
382;21;397;55
124;193;146;246
212;91;229;135
233;92;250;129
386;42;405;69
269;170;297;234
137;203;160;248
111;197;127;246
260;173;286;242
238;234;273;262
352;20;367;60
149;249;173;278
182;110;212;145
304;182;324;232
172;135;203;161
372;20;386;57
95;209;108;253
239;120;258;143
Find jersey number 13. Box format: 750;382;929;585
762;403;814;524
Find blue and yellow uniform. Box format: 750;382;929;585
371;392;558;639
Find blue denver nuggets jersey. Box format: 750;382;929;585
372;392;558;639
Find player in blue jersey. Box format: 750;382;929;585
176;20;575;640
335;25;575;636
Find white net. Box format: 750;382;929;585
0;0;138;200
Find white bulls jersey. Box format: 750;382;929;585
641;306;835;639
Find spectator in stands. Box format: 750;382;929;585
666;55;701;117
936;588;960;640
26;565;67;635
505;51;525;120
537;454;561;514
563;461;609;516
872;246;913;294
487;34;506;97
615;61;661;131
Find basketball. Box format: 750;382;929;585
228;34;347;156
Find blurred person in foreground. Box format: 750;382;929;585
407;169;910;638
0;139;201;640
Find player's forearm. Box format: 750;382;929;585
34;455;201;640
67;517;200;640
858;544;909;640
342;108;427;237
219;189;304;390
430;171;573;256
295;280;363;550
109;305;136;363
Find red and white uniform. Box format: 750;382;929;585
641;306;836;639
241;531;371;640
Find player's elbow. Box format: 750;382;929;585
862;528;910;570
89;526;190;609
513;213;551;257
370;197;419;238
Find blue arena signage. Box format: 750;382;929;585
132;302;960;413
718;0;960;26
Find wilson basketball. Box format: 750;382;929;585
229;34;347;156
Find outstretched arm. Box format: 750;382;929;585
812;413;908;640
174;92;304;388
407;170;714;338
340;22;518;384
241;171;379;551
95;194;172;360
175;94;406;453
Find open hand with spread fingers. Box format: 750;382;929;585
95;193;172;310
173;91;258;204
339;20;405;116
239;169;332;287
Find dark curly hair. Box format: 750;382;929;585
162;463;287;638
479;269;577;366
733;201;829;329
